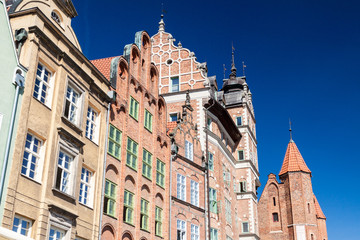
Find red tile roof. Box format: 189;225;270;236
313;194;326;219
279;140;311;176
167;121;177;135
91;56;118;80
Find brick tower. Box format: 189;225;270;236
258;135;328;240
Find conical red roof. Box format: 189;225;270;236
279;140;311;176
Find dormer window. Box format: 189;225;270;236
51;11;61;25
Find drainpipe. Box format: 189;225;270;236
0;71;25;205
169;136;178;239
98;91;115;240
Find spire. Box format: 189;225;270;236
279;139;311;176
289;118;293;142
159;14;165;32
229;43;237;79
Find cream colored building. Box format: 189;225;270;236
1;0;111;239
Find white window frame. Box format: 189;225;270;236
79;166;93;207
208;152;214;171
169;112;178;122
85;106;99;143
190;180;199;207
207;118;212;131
191;224;199;240
21;132;44;182
225;198;232;224
48;211;72;240
63;81;83;126
185;140;193;161
55;146;77;196
177;219;186;240
210;228;218;240
12;214;32;237
33;62;54;107
49;226;66;240
177;173;186;201
170;76;180;92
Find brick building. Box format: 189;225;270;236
258;137;327;240
92;31;171;240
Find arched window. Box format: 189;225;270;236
51;11;61;25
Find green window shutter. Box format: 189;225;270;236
156;159;165;187
126;138;138;170
142;149;152;179
108;124;122;160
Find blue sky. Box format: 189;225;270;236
72;0;360;238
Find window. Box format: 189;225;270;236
311;234;314;240
85;106;98;142
185;140;193;161
104;180;116;217
273;197;276;206
208;152;214;171
191;224;199;240
55;150;74;195
140;199;149;230
223;165;230;187
209;188;218;213
273;213;279;222
225;198;232;224
236;116;242;126
177;174;186;201
155;206;163;236
242;222;249;233
233;177;237;192
126;138;138;170
156;159;165;187
108;124;122;160
124;190;134;224
21;133;43;181
308;203;311;213
142;149;152;179
240;181;247;193
170;113;178;122
79;167;93;206
210;228;218;240
34;63;53;106
171;76;179;92
190;180;199;206
144;109;153;132
49;226;65;240
207;118;212;130
177;219;186;240
51;11;61;25
129;96;139;120
238;150;244;161
64;84;81;125
12;215;32;237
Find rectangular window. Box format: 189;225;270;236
225;198;232;224
233;177;237;192
12;215;32;237
238;150;244;161
142;149;152;180
242;222;249;233
79;167;93;206
21;133;42;181
223;165;230;187
140;198;149;230
49;226;65;240
64;84;81;125
108;124;122;160
190;180;199;206
129;96;139;120
55;150;74;195
209;188;218;213
177;174;186;201
34;63;52;106
177;219;186;240
208;152;214;171
236;116;242;126
144;109;153;132
240;181;247;193
104;179;116;217
273;213;279;222
207;118;212;130
124;190;134;224
85;106;98;142
171;76;179;92
170;113;178;122
210;228;218;240
156;159;165;187
126;138;138;170
185;140;193;161
191;224;199;240
155;207;163;236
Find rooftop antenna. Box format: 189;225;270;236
242;61;247;76
223;64;226;79
289;118;293;142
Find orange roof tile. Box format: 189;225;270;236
279;140;311;176
91;56;119;80
167;121;177;135
313;194;326;219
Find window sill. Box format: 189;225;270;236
144;127;153;134
61;116;82;135
142;175;152;182
156;184;165;190
129;114;139;122
124;221;135;228
79;202;93;210
52;188;76;203
32;96;52;111
107;152;121;161
85;136;99;146
20;174;42;185
126;164;137;172
140;228;150;233
103;213;117;220
155;234;164;239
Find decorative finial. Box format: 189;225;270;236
230;43;237;78
223;64;226;79
185;90;191;105
159;14;165;32
242;61;247;76
289;118;294;142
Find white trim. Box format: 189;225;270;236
0;227;34;240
